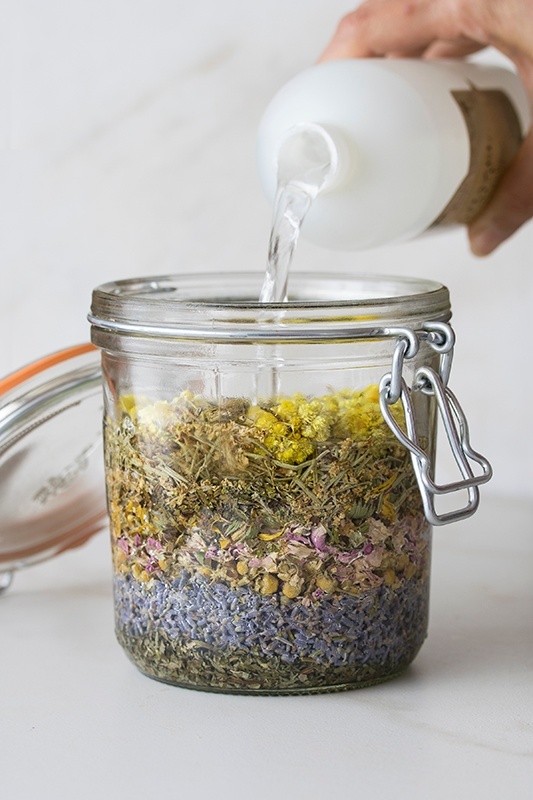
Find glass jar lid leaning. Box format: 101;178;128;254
88;272;492;694
0;344;107;592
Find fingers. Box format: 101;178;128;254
319;0;459;61
469;130;533;255
422;37;486;59
318;0;533;256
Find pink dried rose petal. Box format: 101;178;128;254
147;537;163;550
310;525;327;551
366;546;384;567
248;555;277;571
336;550;361;564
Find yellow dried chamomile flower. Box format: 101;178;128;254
132;563;151;582
247;404;313;464
396;554;410;572
273;398;303;430
319;394;339;416
302;415;330;441
119;394;137;417
246;406;277;428
384;569;400;588
136;400;175;436
248;407;288;437
316;574;338;594
297;399;332;441
282;581;301;599
175;389;196;407
273;395;335;441
404;561;417;580
276;439;314;464
259;573;279;595
333;386;384;439
119;394;152;421
362;384;380;404
362;383;405;430
247;385;399;463
114;548;128;567
124;499;150;526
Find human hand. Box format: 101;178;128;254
320;0;533;255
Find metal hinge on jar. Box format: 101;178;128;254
379;322;492;526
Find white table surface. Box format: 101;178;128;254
2;495;532;799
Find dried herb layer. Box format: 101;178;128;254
114;570;429;693
105;386;431;693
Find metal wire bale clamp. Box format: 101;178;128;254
379;321;492;525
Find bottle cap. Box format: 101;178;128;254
0;344;106;590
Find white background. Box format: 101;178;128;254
1;0;532;498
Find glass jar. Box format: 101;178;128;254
89;272;491;694
0;344;106;592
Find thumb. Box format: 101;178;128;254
469;129;533;256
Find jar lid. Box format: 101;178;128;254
0;344;106;590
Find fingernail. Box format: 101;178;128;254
469;225;503;257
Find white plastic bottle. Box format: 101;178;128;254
256;59;530;250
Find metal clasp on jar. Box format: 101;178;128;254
379;322;492;526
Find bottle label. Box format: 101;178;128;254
433;88;522;226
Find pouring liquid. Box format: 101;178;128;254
255;126;335;400
259;125;335;303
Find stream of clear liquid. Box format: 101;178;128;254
256;126;334;398
259;184;318;304
259;125;334;304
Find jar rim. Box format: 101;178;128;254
90;272;451;344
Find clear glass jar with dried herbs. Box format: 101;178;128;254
90;273;490;694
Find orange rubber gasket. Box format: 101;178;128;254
0;343;97;397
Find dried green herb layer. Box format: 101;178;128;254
105;386;430;692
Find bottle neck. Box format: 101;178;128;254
276;123;351;195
